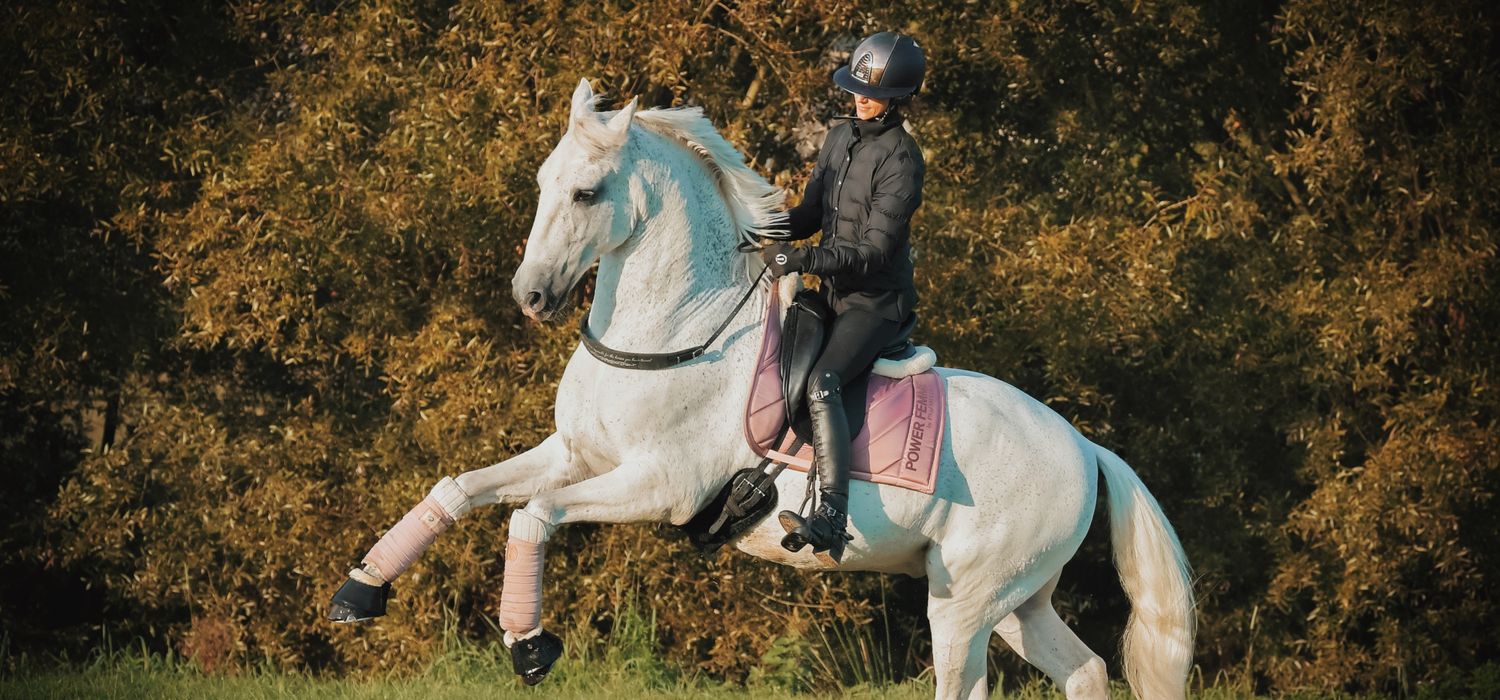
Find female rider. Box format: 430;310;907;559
759;31;926;565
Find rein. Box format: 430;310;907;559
578;264;769;370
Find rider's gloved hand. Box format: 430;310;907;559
759;242;808;277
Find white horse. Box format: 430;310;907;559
330;78;1195;700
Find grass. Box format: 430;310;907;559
0;657;1366;700
0;645;1358;700
0;658;1286;700
0;605;1360;700
0;643;928;700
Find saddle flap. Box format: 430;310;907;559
778;288;870;443
743;284;947;495
779;289;831;431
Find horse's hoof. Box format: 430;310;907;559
510;630;564;685
327;577;390;623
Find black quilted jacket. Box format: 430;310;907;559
784;112;924;322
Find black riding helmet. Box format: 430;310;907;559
833;31;926;100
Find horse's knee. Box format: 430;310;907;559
511;504;557;543
1065;656;1109;699
453;434;575;507
452;470;489;504
428;475;473;518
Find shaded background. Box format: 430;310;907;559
2;0;1496;695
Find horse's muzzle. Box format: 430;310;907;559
514;283;565;322
518;289;552;321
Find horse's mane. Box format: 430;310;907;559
631;106;787;251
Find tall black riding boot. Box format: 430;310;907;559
779;370;853;565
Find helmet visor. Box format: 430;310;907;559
833;66;917;100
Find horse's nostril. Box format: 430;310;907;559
525;291;543;309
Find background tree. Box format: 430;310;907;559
2;0;1495;694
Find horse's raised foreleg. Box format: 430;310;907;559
993;576;1109;700
454;432;586;508
327;433;577;623
496;460;707;684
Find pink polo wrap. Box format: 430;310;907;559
499;538;545;634
362;495;454;581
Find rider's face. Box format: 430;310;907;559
854;93;890;120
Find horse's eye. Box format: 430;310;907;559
573;188;596;203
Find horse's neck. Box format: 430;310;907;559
586;147;762;352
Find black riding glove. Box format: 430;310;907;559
759;242;808;277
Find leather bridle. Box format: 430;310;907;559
578;263;770;370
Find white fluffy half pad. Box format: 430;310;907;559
872;345;937;378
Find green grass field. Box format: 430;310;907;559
0;660;1308;700
0;642;1352;700
0;606;1367;699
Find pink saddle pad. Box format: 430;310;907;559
743;284;945;494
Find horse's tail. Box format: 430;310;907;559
1094;443;1195;700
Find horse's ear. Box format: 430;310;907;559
572;95;635;158
570;78;596;125
606;97;638;135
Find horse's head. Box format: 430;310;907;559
513;78;640;321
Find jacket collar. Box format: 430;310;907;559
847;110;905;140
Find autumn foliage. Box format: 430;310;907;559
2;0;1496;694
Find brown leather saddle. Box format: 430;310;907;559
778;287;919;443
672;286;919;553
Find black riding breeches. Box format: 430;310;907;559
809;308;905;390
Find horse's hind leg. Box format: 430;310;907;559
929;608;993;700
994;575;1109;700
926;534;1087;700
925;541;1028;700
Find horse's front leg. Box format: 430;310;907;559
327;432;579;622
499;460;710;684
455;432;589;509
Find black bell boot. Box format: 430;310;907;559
779;370;853;565
509;629;565;686
327;575;391;623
